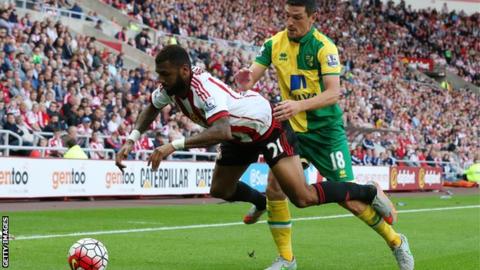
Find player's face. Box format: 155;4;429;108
285;4;315;39
156;61;190;96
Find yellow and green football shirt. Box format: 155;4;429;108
255;27;343;133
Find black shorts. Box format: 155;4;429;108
216;121;299;167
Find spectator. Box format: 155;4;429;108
152;130;164;148
114;27;128;42
388;150;399;166
371;150;380;166
89;131;105;159
70;2;83;19
15;115;34;145
105;130;122;151
351;145;365;165
63;134;88;159
94;20;103;32
107;113;120;133
363;149;374;166
47;127;64;157
0;100;5;127
3;113;22;145
77;116;93;136
29;137;47;158
362;134;375;150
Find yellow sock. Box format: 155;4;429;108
357;205;401;248
267;199;293;261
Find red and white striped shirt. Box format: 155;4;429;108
89;141;105;159
151;67;273;143
47;136;64;156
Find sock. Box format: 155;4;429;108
225;182;266;210
267;199;293;261
357;205;401;248
312;182;376;204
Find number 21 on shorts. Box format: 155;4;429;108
330;151;345;170
267;138;284;159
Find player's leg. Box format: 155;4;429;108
264;123;378;208
264;171;294;266
210;143;266;211
259;123;379;270
298;127;414;269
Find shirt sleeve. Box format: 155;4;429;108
318;41;342;76
254;39;273;67
150;88;172;109
196;76;230;125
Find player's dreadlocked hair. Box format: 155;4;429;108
155;45;191;68
286;0;317;16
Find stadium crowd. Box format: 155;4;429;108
0;1;478;175
101;0;479;86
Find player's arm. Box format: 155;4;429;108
298;75;341;111
235;39;272;91
115;89;168;172
184;117;233;148
148;117;232;170
236;63;268;91
132;103;161;135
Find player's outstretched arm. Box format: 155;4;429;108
148;117;233;170
234;63;267;91
133;103;161;134
115;104;161;172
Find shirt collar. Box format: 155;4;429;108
288;26;315;44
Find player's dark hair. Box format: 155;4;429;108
155;45;191;68
286;0;317;16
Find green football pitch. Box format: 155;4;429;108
5;193;480;269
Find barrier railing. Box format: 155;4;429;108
32;131;127;141
13;0;104;22
0;145;116;159
0;130;23;156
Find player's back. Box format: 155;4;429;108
196;71;273;142
152;67;273;143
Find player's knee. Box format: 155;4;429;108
289;195;310;208
266;183;285;200
209;186;231;200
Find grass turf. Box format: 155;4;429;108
5;193;480;269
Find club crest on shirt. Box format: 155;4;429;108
204;97;216;112
327;54;339;67
305;54;314;68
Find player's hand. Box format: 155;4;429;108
148;144;175;171
273;100;304;121
115;141;134;173
234;68;252;91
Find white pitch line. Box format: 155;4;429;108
126;221;164;225
14;204;480;241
